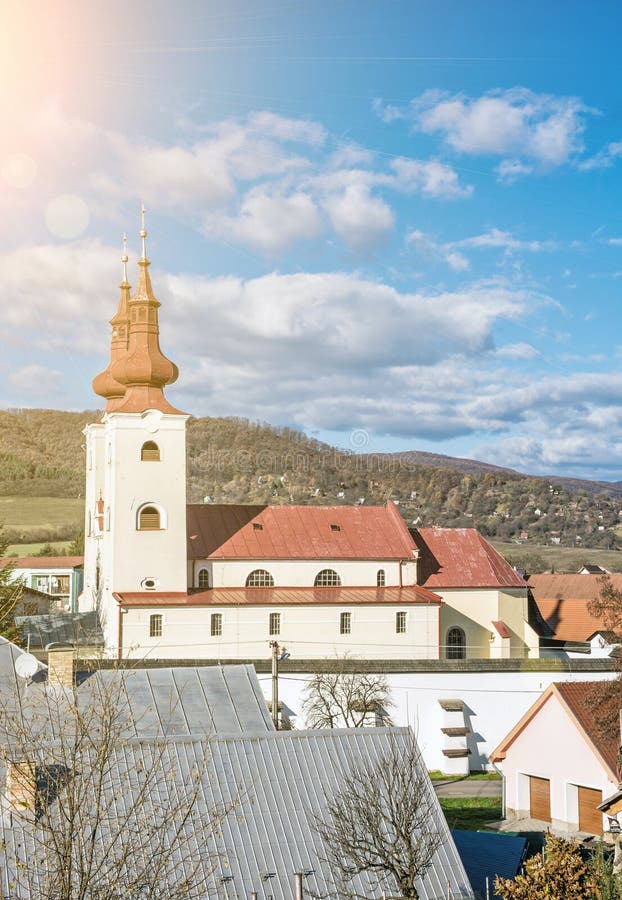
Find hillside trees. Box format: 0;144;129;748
0;532;22;642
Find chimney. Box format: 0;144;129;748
6;760;36;820
46;644;75;688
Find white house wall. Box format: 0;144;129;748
439;588;538;658
120;602;440;660
497;692;616;831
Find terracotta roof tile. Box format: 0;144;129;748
0;557;84;570
528;574;620;641
555;681;619;779
115;585;441;607
414;528;526;589
187;501;416;561
492;620;512;638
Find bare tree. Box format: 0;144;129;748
314;731;445;900
0;533;23;642
0;664;235;899
302;657;393;728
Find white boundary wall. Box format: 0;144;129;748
257;667;617;774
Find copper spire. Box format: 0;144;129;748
110;207;183;415
92;234;131;411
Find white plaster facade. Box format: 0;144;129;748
260;667;617;776
119;598;440;660
439;588;540;659
189;558;416;590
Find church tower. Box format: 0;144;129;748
82;212;188;654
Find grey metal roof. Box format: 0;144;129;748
79;664;275;737
0;637;46;711
15;610;104;648
3;728;472;899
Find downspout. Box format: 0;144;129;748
117;601;124;661
491;760;506;818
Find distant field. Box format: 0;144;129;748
0;496;84;544
492;541;622;573
6;541;73;556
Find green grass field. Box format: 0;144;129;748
439;797;502;831
491;541;622;573
6;541;73;556
0;496;84;546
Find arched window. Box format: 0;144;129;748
141;441;160;461
377;569;386;587
138;505;161;531
314;569;341;587
149;614;163;638
246;569;274;588
198;568;210;589
446;626;466;660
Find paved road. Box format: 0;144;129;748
433;778;502;798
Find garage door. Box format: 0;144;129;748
578;786;602;834
529;776;551;822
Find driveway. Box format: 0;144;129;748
433;777;502;798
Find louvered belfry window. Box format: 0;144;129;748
138;506;161;530
141;441;160;461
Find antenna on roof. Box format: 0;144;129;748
15;652;38;680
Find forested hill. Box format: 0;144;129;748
0;408;621;549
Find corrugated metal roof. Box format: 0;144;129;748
116;585;442;607
79;665;274;736
187;501;416;560
414;528;526;589
15;611;103;648
3;728;473;899
529;574;614;641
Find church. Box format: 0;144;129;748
79;217;539;662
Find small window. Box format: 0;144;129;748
396;611;407;634
149;614;163;638
138;506;161;530
330;524;341;532
446;627;466;660
141;578;157;591
269;612;281;636
141;441;160;462
252;522;263;530
211;613;222;637
198;568;210;589
246;569;275;588
314;569;341;587
377;569;386;587
340;612;351;635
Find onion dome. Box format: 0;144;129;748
92;235;131;411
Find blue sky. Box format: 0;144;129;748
2;0;622;479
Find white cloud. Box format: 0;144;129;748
391;157;473;198
322;184;394;251
9;365;64;394
406;227;556;270
412;88;591;168
577;140;622;171
495;158;534;183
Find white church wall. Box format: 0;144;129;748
120;601;440;660
200;559;406;589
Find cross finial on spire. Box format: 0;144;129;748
140;202;148;261
121;232;128;283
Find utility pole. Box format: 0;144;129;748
269;641;290;730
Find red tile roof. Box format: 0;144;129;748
187;501;416;561
492;620;512;638
491;681;619;781
414;528;526;589
115;585;441;607
0;556;84;570
528;574;619;641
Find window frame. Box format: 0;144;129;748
140;441;161;462
314;568;342;587
197;568;210;589
210;613;223;637
269;611;281;636
136;503;166;531
377;569;386;587
149;614;163;638
395;610;407;634
446;626;467;660
245;569;275;588
339;611;351;635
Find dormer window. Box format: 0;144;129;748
253;523;263;530
141;441;160;461
330;524;341;532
